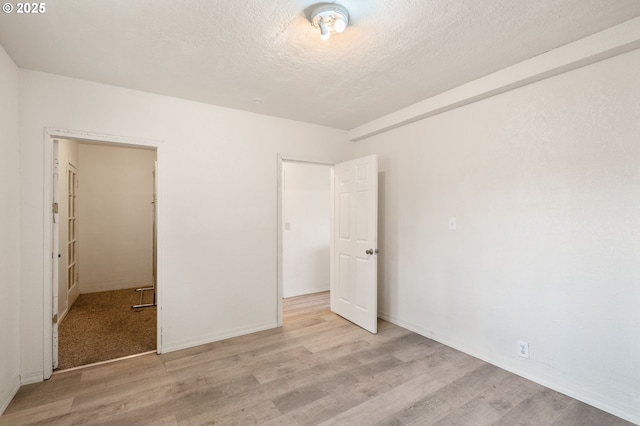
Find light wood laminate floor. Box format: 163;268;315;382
1;292;633;425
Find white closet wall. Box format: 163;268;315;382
78;143;157;293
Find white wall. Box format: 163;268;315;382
355;49;640;423
57;138;79;320
282;162;330;298
78;143;156;293
0;44;21;415
19;70;353;381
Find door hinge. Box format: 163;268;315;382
52;202;59;214
52;314;58;324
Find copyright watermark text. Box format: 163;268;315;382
3;3;47;13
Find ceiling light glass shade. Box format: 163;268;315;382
333;17;347;33
310;3;349;40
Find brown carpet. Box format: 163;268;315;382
57;288;156;370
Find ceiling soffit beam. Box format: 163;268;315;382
348;16;640;142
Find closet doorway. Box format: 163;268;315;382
52;137;158;371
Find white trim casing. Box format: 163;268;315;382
276;155;335;326
42;128;164;379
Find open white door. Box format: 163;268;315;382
52;141;60;370
66;164;79;309
330;154;378;334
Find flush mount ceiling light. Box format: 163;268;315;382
310;3;349;41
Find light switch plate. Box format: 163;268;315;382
448;217;456;231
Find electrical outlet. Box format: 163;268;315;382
448;217;456;231
517;340;529;359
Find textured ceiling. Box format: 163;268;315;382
1;0;640;129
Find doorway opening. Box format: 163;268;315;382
277;154;380;333
278;158;332;325
46;129;162;375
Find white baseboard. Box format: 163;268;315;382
19;370;44;385
58;306;69;325
161;321;278;354
283;286;329;298
80;281;154;294
378;311;640;425
0;374;20;416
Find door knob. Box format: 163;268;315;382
365;249;374;255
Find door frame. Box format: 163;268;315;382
276;155;334;327
51;141;60;370
43;128;164;378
